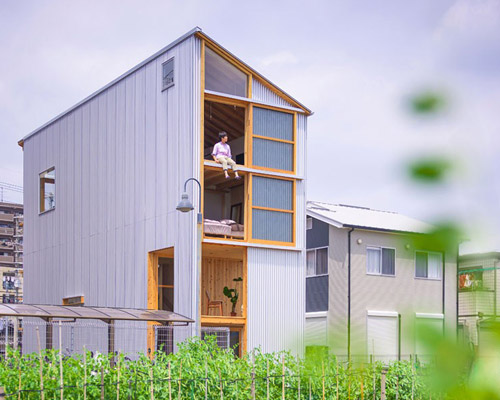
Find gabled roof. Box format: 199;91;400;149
19;27;311;146
307;201;433;234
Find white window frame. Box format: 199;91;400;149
39;167;56;215
161;57;174;91
306;217;313;230
366;246;396;277
414;250;443;280
306;247;329;277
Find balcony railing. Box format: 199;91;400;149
0;214;14;223
0;255;14;263
0;228;14;236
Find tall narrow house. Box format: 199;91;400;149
19;28;311;354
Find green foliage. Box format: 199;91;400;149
407;156;453;183
409;91;446;114
0;336;443;399
223;276;242;313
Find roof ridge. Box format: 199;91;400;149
308;200;399;215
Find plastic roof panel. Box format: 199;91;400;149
0;304;193;324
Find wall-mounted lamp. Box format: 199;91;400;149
357;239;363;245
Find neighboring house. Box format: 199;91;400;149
458;245;500;355
0;202;23;304
306;201;457;361
19;28;311;355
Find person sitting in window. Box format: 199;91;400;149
212;131;241;180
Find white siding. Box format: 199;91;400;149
247;247;305;355
305;316;327;346
23;35;201;350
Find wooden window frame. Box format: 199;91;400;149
250;105;297;175
248;173;296;246
39;167;56;215
204;43;252;99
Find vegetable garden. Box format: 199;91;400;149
0;335;441;400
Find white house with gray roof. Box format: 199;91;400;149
305;201;457;361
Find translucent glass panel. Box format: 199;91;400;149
252;176;293;242
253;107;293;141
252;107;294;171
252;209;293;242
205;47;247;97
252;138;293;171
252;176;292;210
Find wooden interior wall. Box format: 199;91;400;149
202;256;244;317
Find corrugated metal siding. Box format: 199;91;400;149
252;176;292;210
252;138;293;171
247;248;305;355
252;209;293;242
252;80;293;108
23;35;201;349
253;107;293;140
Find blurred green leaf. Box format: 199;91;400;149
407;157;452;183
410;91;446;114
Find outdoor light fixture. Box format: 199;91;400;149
176;177;203;338
357;239;363;245
176;192;194;213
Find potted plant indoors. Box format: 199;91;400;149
223;277;243;316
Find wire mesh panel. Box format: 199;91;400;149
201;326;230;349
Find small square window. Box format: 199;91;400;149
415;251;442;279
39;167;55;213
162;58;174;90
367;246;395;276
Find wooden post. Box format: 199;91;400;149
309;377;311;400
58;321;63;400
266;360;270;400
219;369;223;400
336;361;339;400
17;361;21;400
396;364;399;400
251;356;255;400
411;355;414;400
322;361;325;400
168;362;172;400
150;361;154;400
380;366;388;400
372;359;376;400
100;366;105;400
117;356;121;400
83;346;87;400
282;356;285;400
361;366;364;400
348;361;351;400
36;327;45;400
178;361;182;400
205;361;208;400
297;375;300;400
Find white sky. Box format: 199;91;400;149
1;0;499;242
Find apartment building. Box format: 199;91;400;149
19;28;311;355
0;202;23;304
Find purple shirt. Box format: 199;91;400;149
212;142;232;158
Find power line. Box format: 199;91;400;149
0;182;23;203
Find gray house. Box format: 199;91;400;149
19;28;311;355
305;201;457;361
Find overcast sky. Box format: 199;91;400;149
1;0;499;241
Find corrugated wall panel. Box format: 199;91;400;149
247;248;305;355
252;138;293;171
22;35;201;350
252;80;293;108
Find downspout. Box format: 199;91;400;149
456;247;460;340
347;228;354;361
442;250;446;337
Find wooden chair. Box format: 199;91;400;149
205;290;223;316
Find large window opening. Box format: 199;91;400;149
158;257;174;312
205;47;248;97
204;169;246;240
204;100;246;165
39;167;55;213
